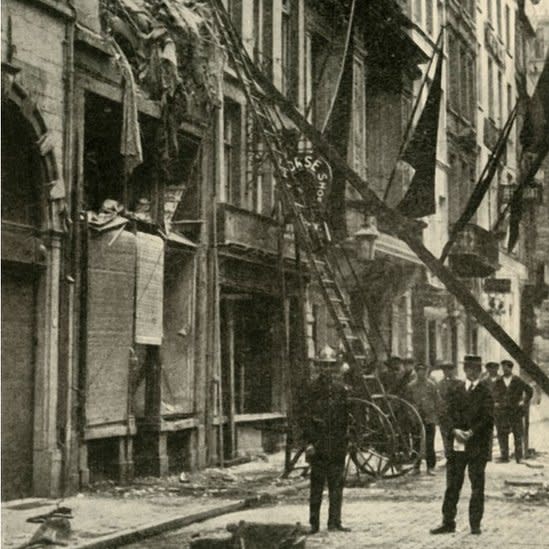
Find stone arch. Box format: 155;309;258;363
2;80;65;233
2;78;65;498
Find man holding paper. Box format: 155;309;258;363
430;355;494;536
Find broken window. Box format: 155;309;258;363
1;104;42;227
165;134;201;240
84;93;159;220
223;100;242;206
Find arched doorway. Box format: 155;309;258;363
1;100;46;499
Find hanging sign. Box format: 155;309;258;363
279;153;333;213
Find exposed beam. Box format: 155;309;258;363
247;62;549;396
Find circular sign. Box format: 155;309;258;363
278;153;333;215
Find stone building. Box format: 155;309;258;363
2;0;73;499
1;0;545;499
524;4;549;418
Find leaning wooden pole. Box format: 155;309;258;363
246;62;549;396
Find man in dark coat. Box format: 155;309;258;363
431;355;494;536
304;345;350;534
437;362;462;459
481;361;500;393
481;361;500;460
408;363;442;475
493;360;533;463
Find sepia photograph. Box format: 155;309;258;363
1;0;549;547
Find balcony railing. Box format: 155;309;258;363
217;203;294;258
448;223;499;278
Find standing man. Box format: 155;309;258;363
304;345;351;534
401;357;417;389
481;361;500;461
481;362;500;393
381;356;404;395
430;355;494;536
408;363;442;475
493;360;533;463
437;363;462;459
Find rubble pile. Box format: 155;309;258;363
503;476;549;505
86;455;297;501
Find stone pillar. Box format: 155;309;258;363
33;234;63;497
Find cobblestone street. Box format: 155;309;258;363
127;451;549;549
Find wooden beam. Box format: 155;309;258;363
246;60;549;396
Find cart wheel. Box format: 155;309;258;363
382;394;426;478
346;397;397;480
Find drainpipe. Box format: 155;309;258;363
61;0;77;496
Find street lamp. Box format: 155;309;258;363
353;215;379;261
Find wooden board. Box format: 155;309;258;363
85;230;136;427
161;252;196;415
1;267;37;499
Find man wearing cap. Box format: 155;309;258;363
431;355;494;536
380;356;404;396
401;358;418;390
408;363;442;475
492;360;533;463
437;363;462;459
480;362;500;461
304;345;351;534
481;362;500;394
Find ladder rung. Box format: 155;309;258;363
321;278;336;286
337;316;350;323
371;394;385;399
363;374;377;380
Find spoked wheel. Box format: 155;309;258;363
381;395;426;478
345;397;397;480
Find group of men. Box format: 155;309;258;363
303;345;534;536
382;354;533;472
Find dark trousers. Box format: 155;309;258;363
414;422;436;470
496;412;524;461
441;452;487;529
309;455;345;529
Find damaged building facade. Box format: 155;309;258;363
1;0;544;499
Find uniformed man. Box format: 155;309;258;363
481;361;500;461
408;363;442;475
481;362;500;394
304;345;351;534
493;360;533;463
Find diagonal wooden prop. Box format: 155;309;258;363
237;48;549;396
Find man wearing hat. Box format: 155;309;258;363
481;362;500;394
437;362;462;459
492;360;533;463
408;363;442;475
431;355;494;536
304;345;351;534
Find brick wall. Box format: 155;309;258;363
3;0;66;172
